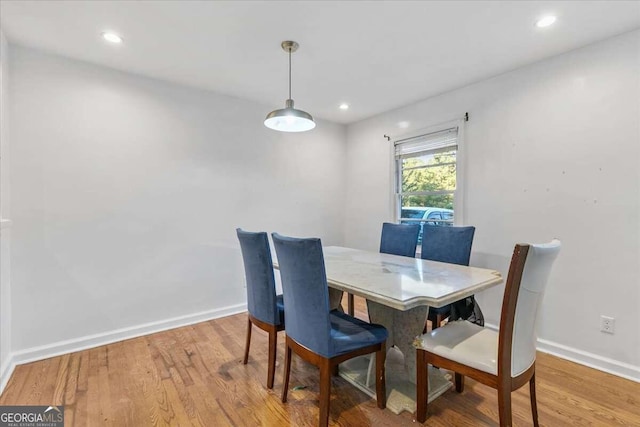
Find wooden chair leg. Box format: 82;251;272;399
281;344;292;403
455;373;465;393
530;373;539;427
332;363;339;377
497;385;513;427
267;327;277;389
347;293;355;316
243;318;252;365
435;314;444;329
416;349;429;423
375;345;387;409
319;360;332;427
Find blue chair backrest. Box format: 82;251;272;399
236;228;281;325
272;233;332;357
420;225;476;266
380;222;420;257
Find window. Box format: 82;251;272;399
394;126;460;240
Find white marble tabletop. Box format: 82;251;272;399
274;246;502;311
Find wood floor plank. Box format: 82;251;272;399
64;352;81;406
52;353;71;406
1;298;639;426
97;358;114;426
127;337;177;427
84;348;101;425
69;352;89;427
21;357;58;405
183;368;237;426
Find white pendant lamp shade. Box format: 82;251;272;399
264;99;316;132
264;41;315;132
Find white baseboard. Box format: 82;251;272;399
0;354;16;396
536;339;640;383
11;303;248;368
484;322;640;383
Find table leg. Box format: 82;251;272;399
337;301;452;414
366;301;428;383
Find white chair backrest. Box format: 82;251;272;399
511;239;561;376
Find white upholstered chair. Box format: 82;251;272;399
415;239;561;426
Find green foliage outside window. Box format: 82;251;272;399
401;151;456;209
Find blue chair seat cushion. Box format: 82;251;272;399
329;310;388;357
276;294;285;325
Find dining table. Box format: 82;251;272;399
275;245;503;415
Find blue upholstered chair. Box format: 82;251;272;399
344;222;420;316
272;233;388;427
236;228;285;389
380;222;421;257
421;225;476;329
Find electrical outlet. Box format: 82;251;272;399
600;316;615;334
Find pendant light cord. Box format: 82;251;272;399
288;48;292;100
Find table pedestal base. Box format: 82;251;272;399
338;347;452;415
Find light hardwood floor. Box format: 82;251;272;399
2;296;639;426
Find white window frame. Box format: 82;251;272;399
389;118;466;226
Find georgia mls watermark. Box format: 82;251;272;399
0;406;64;427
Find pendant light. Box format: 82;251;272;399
264;41;316;132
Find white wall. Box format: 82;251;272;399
9;46;346;358
0;29;13;390
345;30;640;379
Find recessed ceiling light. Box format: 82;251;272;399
339;103;350;110
102;32;123;44
536;16;557;28
398;121;410;129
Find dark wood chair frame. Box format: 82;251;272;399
282;335;387;427
243;314;285;389
429;311;448;329
422;310;447;334
417;244;540;427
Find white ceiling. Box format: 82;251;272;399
1;1;639;124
